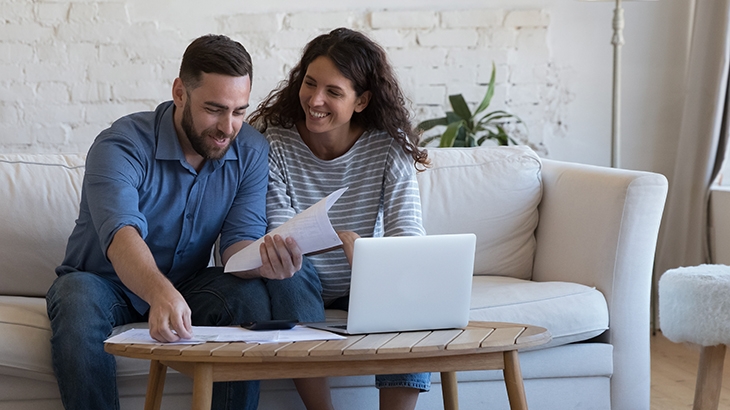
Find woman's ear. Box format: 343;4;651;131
354;90;372;113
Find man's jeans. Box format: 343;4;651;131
46;267;275;410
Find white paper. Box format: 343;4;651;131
104;325;346;345
224;187;348;273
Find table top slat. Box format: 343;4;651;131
211;343;260;357
516;326;552;346
377;331;432;354
411;329;463;353
151;344;193;356
182;343;231;356
276;340;328;357
446;328;494;350
308;336;365;356
481;326;525;347
125;344;163;354
244;342;293;357
344;333;398;355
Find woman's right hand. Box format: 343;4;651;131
337;231;360;266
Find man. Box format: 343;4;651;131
46;34;301;410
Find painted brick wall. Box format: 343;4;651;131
0;5;562;154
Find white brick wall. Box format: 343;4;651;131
0;5;560;155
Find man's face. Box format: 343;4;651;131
176;73;251;161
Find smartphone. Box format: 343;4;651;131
240;320;298;331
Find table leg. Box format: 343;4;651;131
144;360;167;410
192;363;214;410
441;371;459;410
503;350;528;410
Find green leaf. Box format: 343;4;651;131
448;94;472;121
417;117;448;131
495;124;509;146
474;62;496;116
419;134;440;147
477;114;520;126
445;111;461;124
438;121;464;147
479;110;516;123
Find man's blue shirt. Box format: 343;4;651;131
57;101;269;314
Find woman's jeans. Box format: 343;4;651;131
46;267;271;410
269;259;431;392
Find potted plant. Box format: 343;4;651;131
418;63;526;147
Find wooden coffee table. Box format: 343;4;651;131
105;321;550;410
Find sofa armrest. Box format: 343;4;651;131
532;158;667;410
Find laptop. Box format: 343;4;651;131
307;233;476;335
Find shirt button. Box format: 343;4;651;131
186;214;193;220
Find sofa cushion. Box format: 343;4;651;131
0;296;160;381
0;154;86;297
469;276;609;348
417;146;542;279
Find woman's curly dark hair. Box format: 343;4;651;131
248;27;428;168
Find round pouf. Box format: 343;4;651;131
659;264;730;410
659;264;730;346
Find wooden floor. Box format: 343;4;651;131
652;331;730;409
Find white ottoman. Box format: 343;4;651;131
659;264;730;410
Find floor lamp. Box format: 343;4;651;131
582;0;627;168
611;0;624;169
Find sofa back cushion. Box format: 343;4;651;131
0;154;85;297
416;146;542;280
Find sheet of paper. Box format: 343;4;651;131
224;187;348;272
104;325;346;345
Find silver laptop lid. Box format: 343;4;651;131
346;233;476;334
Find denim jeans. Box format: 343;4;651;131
46;267;270;410
265;257;326;322
286;282;431;392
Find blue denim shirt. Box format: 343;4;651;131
56;101;269;314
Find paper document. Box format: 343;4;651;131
104;325;346;345
225;187;348;272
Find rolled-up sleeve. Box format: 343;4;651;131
219;139;269;255
84;131;149;258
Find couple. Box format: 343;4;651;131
46;28;430;410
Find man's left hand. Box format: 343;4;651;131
258;234;303;279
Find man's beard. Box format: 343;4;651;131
181;101;236;160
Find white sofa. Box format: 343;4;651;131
0;146;668;410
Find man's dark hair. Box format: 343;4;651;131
179;34;253;89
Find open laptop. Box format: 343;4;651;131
307;233;476;335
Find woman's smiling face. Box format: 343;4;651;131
299;56;369;138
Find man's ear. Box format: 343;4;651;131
354;90;372;113
172;78;187;108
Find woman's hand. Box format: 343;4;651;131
337;231;360;266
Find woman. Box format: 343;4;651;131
249;27;430;410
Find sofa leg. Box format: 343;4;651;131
441;371;459;410
693;344;726;410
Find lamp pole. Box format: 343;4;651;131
611;0;624;168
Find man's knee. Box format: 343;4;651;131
185;270;272;325
47;272;130;335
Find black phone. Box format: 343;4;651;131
240;320;298;331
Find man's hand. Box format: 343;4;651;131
107;226;193;343
258;234;303;279
147;286;193;343
337;231;360;266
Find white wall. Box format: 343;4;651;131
0;0;692;180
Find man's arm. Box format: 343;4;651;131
222;235;303;280
107;226;192;342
